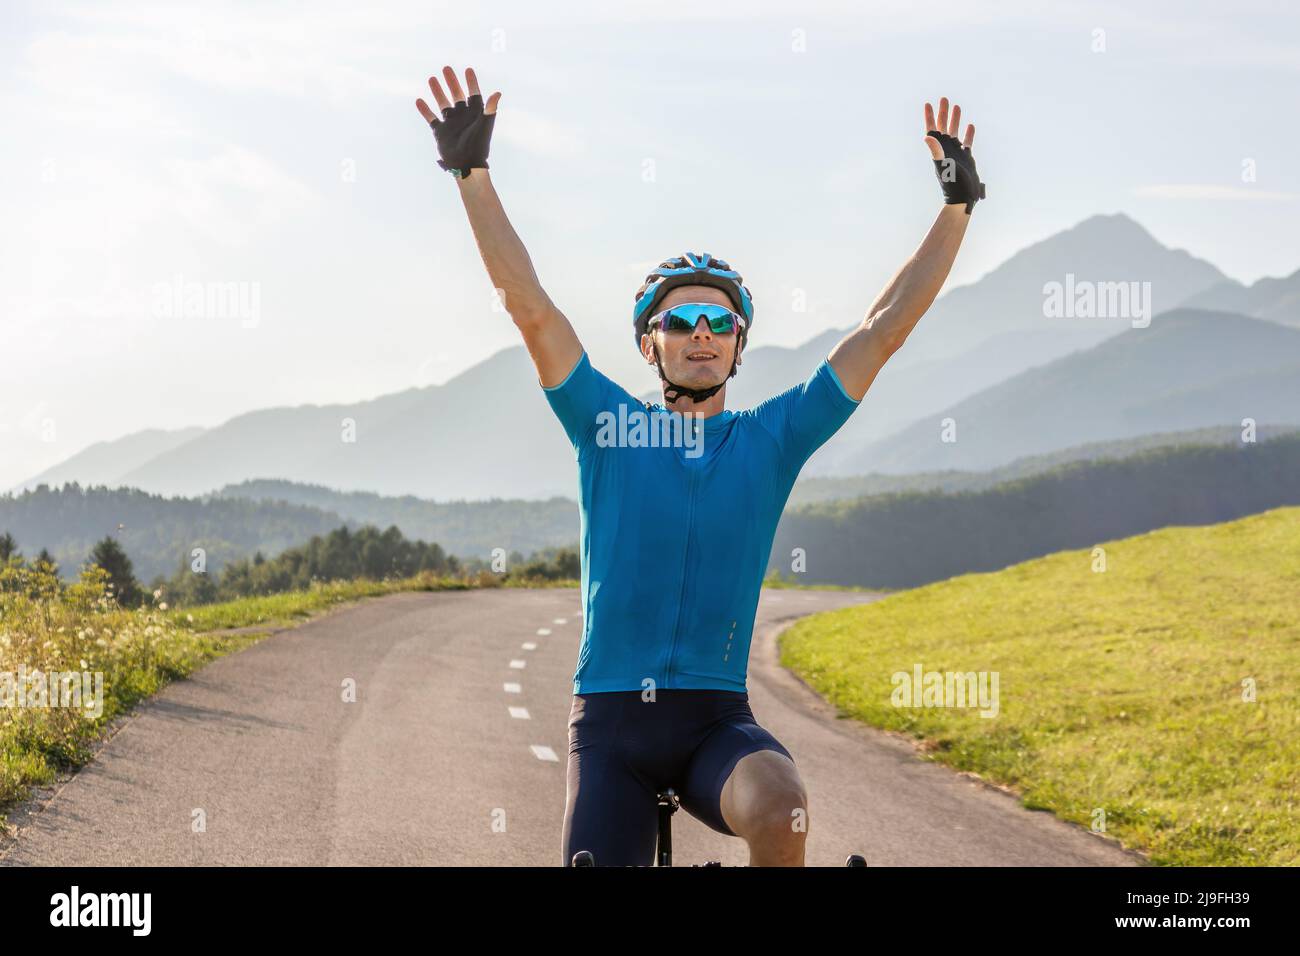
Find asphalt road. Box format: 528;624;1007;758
1;588;1143;866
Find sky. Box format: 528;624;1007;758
2;0;1298;488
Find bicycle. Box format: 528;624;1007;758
570;788;868;867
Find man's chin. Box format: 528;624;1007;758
673;361;725;386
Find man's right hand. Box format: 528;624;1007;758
416;66;501;180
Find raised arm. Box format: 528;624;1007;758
828;97;985;401
416;66;583;387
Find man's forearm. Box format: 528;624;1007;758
830;204;970;399
455;170;556;323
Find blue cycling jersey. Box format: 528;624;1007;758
543;352;860;694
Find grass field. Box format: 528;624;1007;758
779;506;1300;866
762;571;887;593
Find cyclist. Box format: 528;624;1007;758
416;66;985;866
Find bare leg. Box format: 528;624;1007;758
719;750;808;866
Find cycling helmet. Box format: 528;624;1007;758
632;252;754;347
632;252;755;404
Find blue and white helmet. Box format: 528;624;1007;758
632;252;754;348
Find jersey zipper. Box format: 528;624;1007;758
664;449;699;688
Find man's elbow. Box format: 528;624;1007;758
861;312;909;358
510;301;556;333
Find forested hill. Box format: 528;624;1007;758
772;432;1300;589
0;484;350;583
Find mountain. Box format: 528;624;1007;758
15;214;1279;500
836;310;1300;474
1180;268;1300;327
108;346;578;499
882;212;1227;367
12;427;206;493
730;213;1233;471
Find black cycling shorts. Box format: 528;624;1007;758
561;689;793;866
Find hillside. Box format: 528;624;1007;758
1181;267;1300;327
773;431;1300;588
210;480;578;558
0;480;582;584
835;310;1300;474
779;505;1300;865
9;424;1293;586
787;423;1300;505
10;427;206;494
0;484;349;583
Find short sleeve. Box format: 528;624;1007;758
752;359;860;473
542;351;627;456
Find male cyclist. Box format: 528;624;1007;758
416;66;985;866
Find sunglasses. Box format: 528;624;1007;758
648;303;747;336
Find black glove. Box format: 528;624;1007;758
928;130;985;214
429;93;495;180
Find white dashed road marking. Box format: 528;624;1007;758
531;745;559;762
509;707;531;720
522;642;537;650
553;618;567;624
509;659;526;669
503;682;522;694
536;628;552;636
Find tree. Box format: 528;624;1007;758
34;548;59;575
164;553;219;606
0;531;21;565
89;536;144;607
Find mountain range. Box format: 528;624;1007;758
15;213;1300;499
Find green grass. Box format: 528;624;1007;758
174;575;464;632
762;571;887;592
779;506;1300;866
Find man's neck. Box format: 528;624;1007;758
663;384;728;419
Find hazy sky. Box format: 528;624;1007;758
2;0;1298;487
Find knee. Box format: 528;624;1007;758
732;785;809;844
